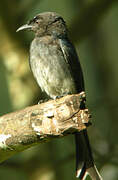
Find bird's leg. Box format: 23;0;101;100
54;92;69;99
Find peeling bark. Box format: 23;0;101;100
0;92;91;163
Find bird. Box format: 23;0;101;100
17;12;102;180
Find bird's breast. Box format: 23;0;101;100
29;36;77;98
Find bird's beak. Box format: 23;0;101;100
16;24;32;32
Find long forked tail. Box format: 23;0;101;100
75;130;103;180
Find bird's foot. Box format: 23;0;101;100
54;92;69;100
38;98;49;104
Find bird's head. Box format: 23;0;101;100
17;12;67;38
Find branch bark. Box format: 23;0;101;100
0;92;91;163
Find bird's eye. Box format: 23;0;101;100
35;20;39;24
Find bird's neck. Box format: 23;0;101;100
35;32;68;40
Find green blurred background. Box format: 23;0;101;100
0;0;118;180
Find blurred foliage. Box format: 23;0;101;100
0;0;118;180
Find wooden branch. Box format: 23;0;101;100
0;92;91;163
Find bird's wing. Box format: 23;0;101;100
59;38;84;93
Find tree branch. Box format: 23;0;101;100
0;92;91;163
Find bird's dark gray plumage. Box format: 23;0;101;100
17;12;102;180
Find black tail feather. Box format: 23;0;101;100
75;130;102;180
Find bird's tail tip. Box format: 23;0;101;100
76;169;88;180
76;165;103;180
